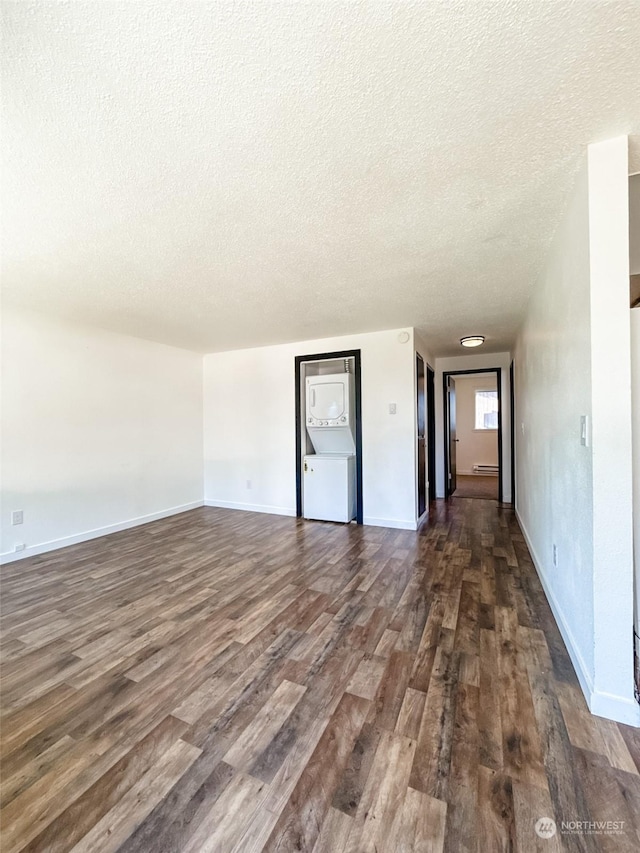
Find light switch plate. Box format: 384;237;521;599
580;415;589;447
11;510;23;525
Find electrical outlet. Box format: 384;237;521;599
389;403;397;415
14;543;25;552
521;422;525;436
552;544;558;567
246;480;252;490
11;510;23;525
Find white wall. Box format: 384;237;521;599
514;160;595;690
1;307;204;562
203;328;419;529
589;137;635;723
434;351;512;501
453;375;499;474
514;136;638;726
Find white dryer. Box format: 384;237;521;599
305;373;355;454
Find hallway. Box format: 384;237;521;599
2;500;639;852
452;474;499;500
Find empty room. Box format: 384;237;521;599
2;2;640;851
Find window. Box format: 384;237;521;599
475;390;498;430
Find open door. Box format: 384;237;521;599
443;368;503;502
416;354;426;517
446;376;458;497
510;360;516;506
427;365;436;503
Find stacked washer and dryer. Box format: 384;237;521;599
303;370;356;523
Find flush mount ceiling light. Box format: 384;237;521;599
460;336;485;348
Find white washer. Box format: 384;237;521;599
303;454;356;523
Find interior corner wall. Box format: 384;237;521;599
0;307;204;563
630;135;640;177
203;328;419;530
433;351;512;502
414;333;435;372
514;136;638;726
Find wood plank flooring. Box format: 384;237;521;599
2;499;640;852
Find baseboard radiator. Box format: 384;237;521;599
472;464;499;476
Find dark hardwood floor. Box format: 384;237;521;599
1;500;639;852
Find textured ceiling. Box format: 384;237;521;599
3;1;640;356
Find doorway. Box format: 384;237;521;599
416;354;426;517
416;355;436;517
443;368;503;502
427;365;436;503
294;350;363;524
510;360;516;507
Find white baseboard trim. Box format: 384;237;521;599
590;690;640;727
516;509;640;727
0;501;204;565
204;499;296;517
204;502;417;531
363;516;418;531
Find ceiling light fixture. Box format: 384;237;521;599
460;336;485;348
